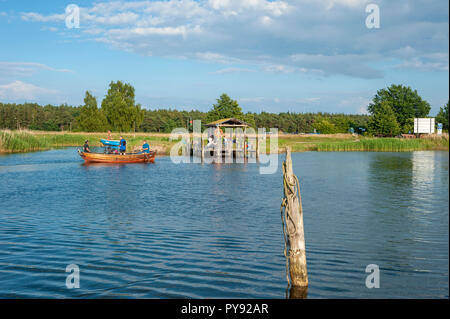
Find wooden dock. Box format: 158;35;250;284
186;118;263;163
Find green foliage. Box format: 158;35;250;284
75;91;107;132
139;109;207;132
101;81;144;132
206;94;244;123
436;101;449;130
313;119;337;134
368;101;401;137
252;112;368;133
1;101;371;134
368;84;431;132
0;130;49;152
316;137;449;152
332;116;351;132
0;102;78;131
1;86;372;134
243;113;256;127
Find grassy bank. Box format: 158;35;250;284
315;137;449;152
0;130;448;154
278;134;449;152
0;130;175;154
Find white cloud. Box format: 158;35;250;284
0;81;59;100
213;67;255;74
196;52;241;64
290;53;383;78
338;96;372;114
324;0;367;10
84;12;140;25
108;25;201;37
21;12;65;22
19;0;449;79
262;64;296;73
41;26;58;32
395;52;449;72
357;106;369;115
0;62;72;79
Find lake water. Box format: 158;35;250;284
0;149;448;298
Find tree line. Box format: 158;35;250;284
0;82;447;136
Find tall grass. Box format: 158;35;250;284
0;130;176;153
316;138;449;152
0;130;49;152
1;130;448;153
42;134;86;147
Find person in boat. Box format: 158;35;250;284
206;135;215;149
119;136;127;155
107;130;111;140
83;140;91;153
142;140;150;153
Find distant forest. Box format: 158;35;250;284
1;82;445;136
0;101;370;134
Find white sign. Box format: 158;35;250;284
437;123;443;135
414;118;435;134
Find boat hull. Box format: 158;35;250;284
79;150;156;163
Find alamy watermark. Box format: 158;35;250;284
66;264;80;289
169;120;279;174
65;4;80;29
365;4;380;29
365;264;380;288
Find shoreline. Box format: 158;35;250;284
1;130;449;155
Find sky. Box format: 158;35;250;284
0;0;448;115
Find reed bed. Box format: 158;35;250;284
0;130;176;154
0;130;49;152
316;138;449;152
1;130;448;154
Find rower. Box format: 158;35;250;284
83;140;91;153
119;136;127;155
142;140;150;153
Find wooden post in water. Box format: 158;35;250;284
281;147;308;289
201;138;204;163
256;134;259;160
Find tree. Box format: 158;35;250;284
101;81;144;132
206;94;244;123
436;101;449;131
243;113;256;128
368;101;401;136
76;91;107;132
368;84;431;133
331;116;351;133
313;119;337;134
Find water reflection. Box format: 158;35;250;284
364;152;448;296
288;285;308;299
411;152;435;200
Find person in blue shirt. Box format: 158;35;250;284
142;140;150;153
119;136;126;155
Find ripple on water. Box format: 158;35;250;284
0;150;448;298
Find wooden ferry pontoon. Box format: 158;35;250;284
78;150;156;164
187;118;259;161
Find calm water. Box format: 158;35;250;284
0;149;448;298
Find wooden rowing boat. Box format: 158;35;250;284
78;150;156;163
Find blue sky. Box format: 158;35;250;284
0;0;448;115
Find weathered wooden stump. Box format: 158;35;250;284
281;147;308;289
